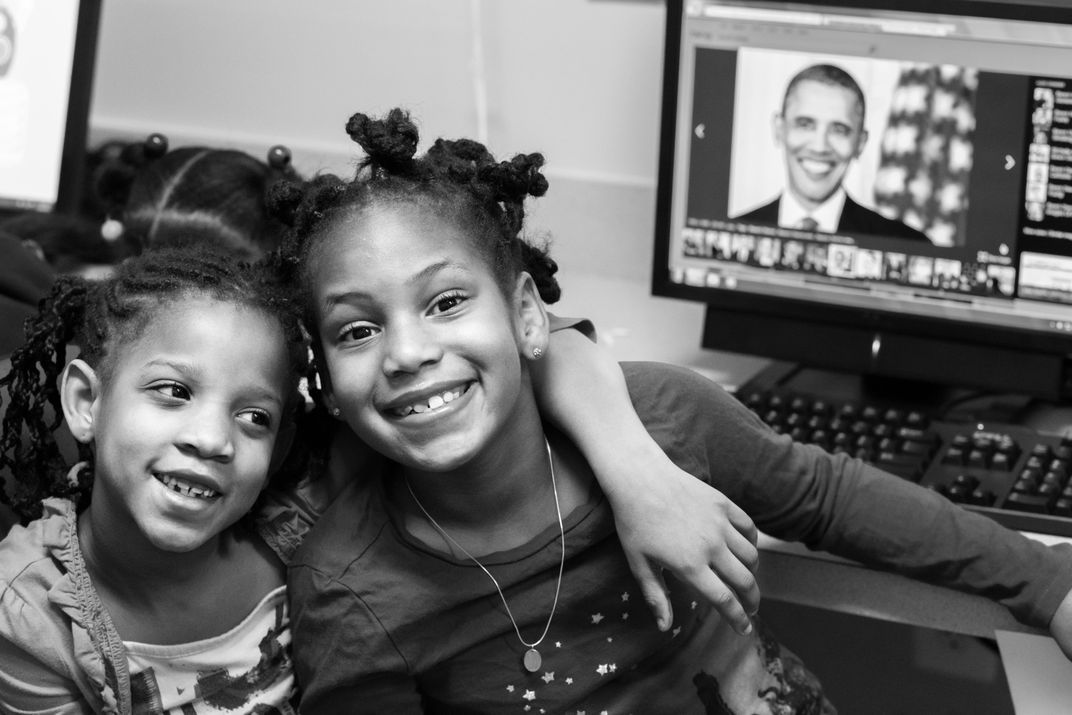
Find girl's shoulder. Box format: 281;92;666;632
0;497;78;591
0;498;90;673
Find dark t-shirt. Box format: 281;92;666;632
287;362;1072;713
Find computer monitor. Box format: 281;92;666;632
653;0;1072;403
0;0;100;215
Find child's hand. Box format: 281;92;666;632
1050;587;1072;660
606;452;760;635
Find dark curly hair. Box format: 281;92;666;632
92;134;301;260
268;108;561;330
0;244;310;524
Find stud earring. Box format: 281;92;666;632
331;407;341;418
532;346;544;360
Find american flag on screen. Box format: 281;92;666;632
873;64;978;247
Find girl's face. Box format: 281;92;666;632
76;298;291;553
310;204;538;473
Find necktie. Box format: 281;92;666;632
798;217;818;231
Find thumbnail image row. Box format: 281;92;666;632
681;228;1015;296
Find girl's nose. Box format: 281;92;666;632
382;319;443;376
177;407;235;461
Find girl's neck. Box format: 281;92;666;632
78;507;226;596
77;505;284;644
400;424;594;557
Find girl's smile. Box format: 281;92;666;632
382;381;473;419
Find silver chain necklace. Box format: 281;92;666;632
405;438;566;674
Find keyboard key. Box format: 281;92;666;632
1005;492;1056;514
968;488;996;507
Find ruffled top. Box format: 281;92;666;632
0;496;130;713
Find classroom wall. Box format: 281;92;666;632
88;0;667;285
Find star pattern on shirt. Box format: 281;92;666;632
523;689;536;701
621;592;630;602
542;672;555;683
591;613;604;624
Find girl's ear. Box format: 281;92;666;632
61;359;101;444
514;272;550;361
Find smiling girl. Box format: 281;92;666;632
0;246;309;713
277;109;1072;713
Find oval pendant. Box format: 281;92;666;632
523;647;542;673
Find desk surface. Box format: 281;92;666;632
554;269;1072;639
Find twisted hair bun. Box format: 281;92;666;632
347;108;419;176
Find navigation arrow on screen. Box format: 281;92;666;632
1005;155;1016;170
695;124;705;139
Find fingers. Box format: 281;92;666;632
710;537;761;619
686;566;755;636
625;552;675;631
725;501;759;547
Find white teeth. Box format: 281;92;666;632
394;386;466;417
155;473;219;499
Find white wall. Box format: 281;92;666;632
89;0;665;280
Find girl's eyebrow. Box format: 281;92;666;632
321;260;470;310
140;358;283;407
142;357;196;375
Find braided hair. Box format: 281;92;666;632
0;245;309;524
269;108;562;331
93;134;301;260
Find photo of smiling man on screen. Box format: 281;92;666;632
735;63;932;242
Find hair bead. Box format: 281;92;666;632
268;145;292;170
143;132;169;159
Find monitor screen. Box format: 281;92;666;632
0;0;99;214
653;0;1072;399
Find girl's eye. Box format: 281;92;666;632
431;291;466;314
150;382;190;401
337;322;379;344
237;409;273;430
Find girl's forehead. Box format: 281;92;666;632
112;299;290;387
317;203;480;264
131;297;282;352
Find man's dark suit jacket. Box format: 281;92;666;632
735;194;932;242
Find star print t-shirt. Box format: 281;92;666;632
124;585;296;714
288;369;837;713
289;360;1072;713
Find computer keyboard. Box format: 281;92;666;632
736;388;1072;538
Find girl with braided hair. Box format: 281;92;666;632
278;109;1072;713
0;245;310;713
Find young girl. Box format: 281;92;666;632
277;109;1072;713
0;250;759;712
0;245;309;713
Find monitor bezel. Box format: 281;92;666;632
652;0;1072;398
52;0;102;215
